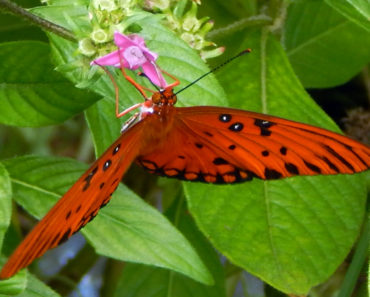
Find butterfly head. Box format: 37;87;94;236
137;86;177;123
151;87;177;106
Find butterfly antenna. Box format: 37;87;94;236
175;48;252;95
138;72;160;91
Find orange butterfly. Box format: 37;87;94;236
1;48;369;280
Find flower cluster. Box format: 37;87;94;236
79;0;223;61
145;0;224;60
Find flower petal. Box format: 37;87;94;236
91;49;129;68
114;31;136;49
142;61;167;88
114;32;158;62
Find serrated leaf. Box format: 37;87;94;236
2;156;212;285
0;163;11;252
284;1;370;88
0;41;99;127
325;0;370;32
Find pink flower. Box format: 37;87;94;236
91;32;167;88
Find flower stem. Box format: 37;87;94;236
0;0;76;42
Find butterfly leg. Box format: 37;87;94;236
121;112;140;132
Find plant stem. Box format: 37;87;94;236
0;0;76;42
207;15;272;39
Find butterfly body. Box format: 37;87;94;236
1;84;369;279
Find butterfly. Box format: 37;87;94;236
1;50;369;279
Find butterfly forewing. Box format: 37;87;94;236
137;106;370;183
0;123;145;279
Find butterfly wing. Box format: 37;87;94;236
0;122;145;279
137;106;370;183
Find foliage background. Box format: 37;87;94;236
0;0;369;297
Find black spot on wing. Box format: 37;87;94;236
254;119;275;136
113;144;121;155
285;163;299;175
260;129;271;136
195;142;203;149
254;119;275;128
262;150;269;157
228;122;244;132
304;160;322;173
228;144;236;150
219;114;232;122
280;146;287;155
103;160;112;171
213;157;229;165
264;168;283;179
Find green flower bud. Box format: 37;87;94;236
182;2;200;31
92;0;117;11
200;46;225;60
79;38;97;56
91;28;110;43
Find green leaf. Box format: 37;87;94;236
30;1;91;36
0;163;11;252
284;0;370;88
185;174;366;295
218;29;339;130
113;195;224;297
0;271;60;297
0;257;27;296
2;156;212;285
0;41;99;127
0;0;46;42
85;96;122;156
325;0;370;32
184;29;367;294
